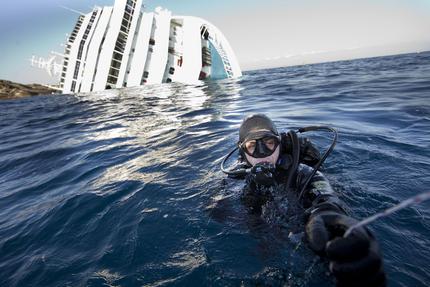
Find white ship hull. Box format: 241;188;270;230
58;0;242;93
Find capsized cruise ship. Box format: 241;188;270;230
54;0;241;93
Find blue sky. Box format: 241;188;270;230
1;0;430;84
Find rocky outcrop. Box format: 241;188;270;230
0;80;59;99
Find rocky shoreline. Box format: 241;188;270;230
0;80;59;100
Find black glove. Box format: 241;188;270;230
249;162;276;187
306;212;386;287
300;137;321;167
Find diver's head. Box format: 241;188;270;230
238;114;281;166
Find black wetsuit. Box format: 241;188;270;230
228;131;386;286
240;162;347;219
234;133;347;219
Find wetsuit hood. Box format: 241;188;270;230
239;114;279;144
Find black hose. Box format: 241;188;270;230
297;126;338;200
220;146;250;176
286;130;300;188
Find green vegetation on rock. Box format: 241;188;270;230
0;80;58;99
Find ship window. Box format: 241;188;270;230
115;38;126;52
73;62;81;79
113;52;123;61
123;10;132;18
111;60;121;69
149;39;155;45
107;76;118;84
118;31;127;40
71;81;76;92
116;39;126;49
120;25;129;34
77;40;85;60
115;43;125;54
125;4;133;14
114;32;127;53
169;67;175;75
166;78;172;83
109;69;120;77
143;71;149;78
122;19;130;29
199;71;207;80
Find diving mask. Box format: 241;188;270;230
240;136;280;158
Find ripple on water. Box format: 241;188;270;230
0;52;430;286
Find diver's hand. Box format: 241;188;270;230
306;213;386;287
249;162;276;187
300;137;321;167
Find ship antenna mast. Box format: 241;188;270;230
59;5;86;16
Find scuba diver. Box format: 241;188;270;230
221;114;386;287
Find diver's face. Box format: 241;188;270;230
241;136;280;166
245;145;280;166
243;137;277;155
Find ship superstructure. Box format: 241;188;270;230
55;0;241;93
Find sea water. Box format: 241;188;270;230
0;52;429;286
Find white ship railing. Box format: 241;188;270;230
200;26;234;78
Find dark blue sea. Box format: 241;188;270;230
1;52;430;287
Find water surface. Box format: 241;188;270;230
1;52;429;286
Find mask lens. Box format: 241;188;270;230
244;140;256;155
263;137;277;151
242;136;280;157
